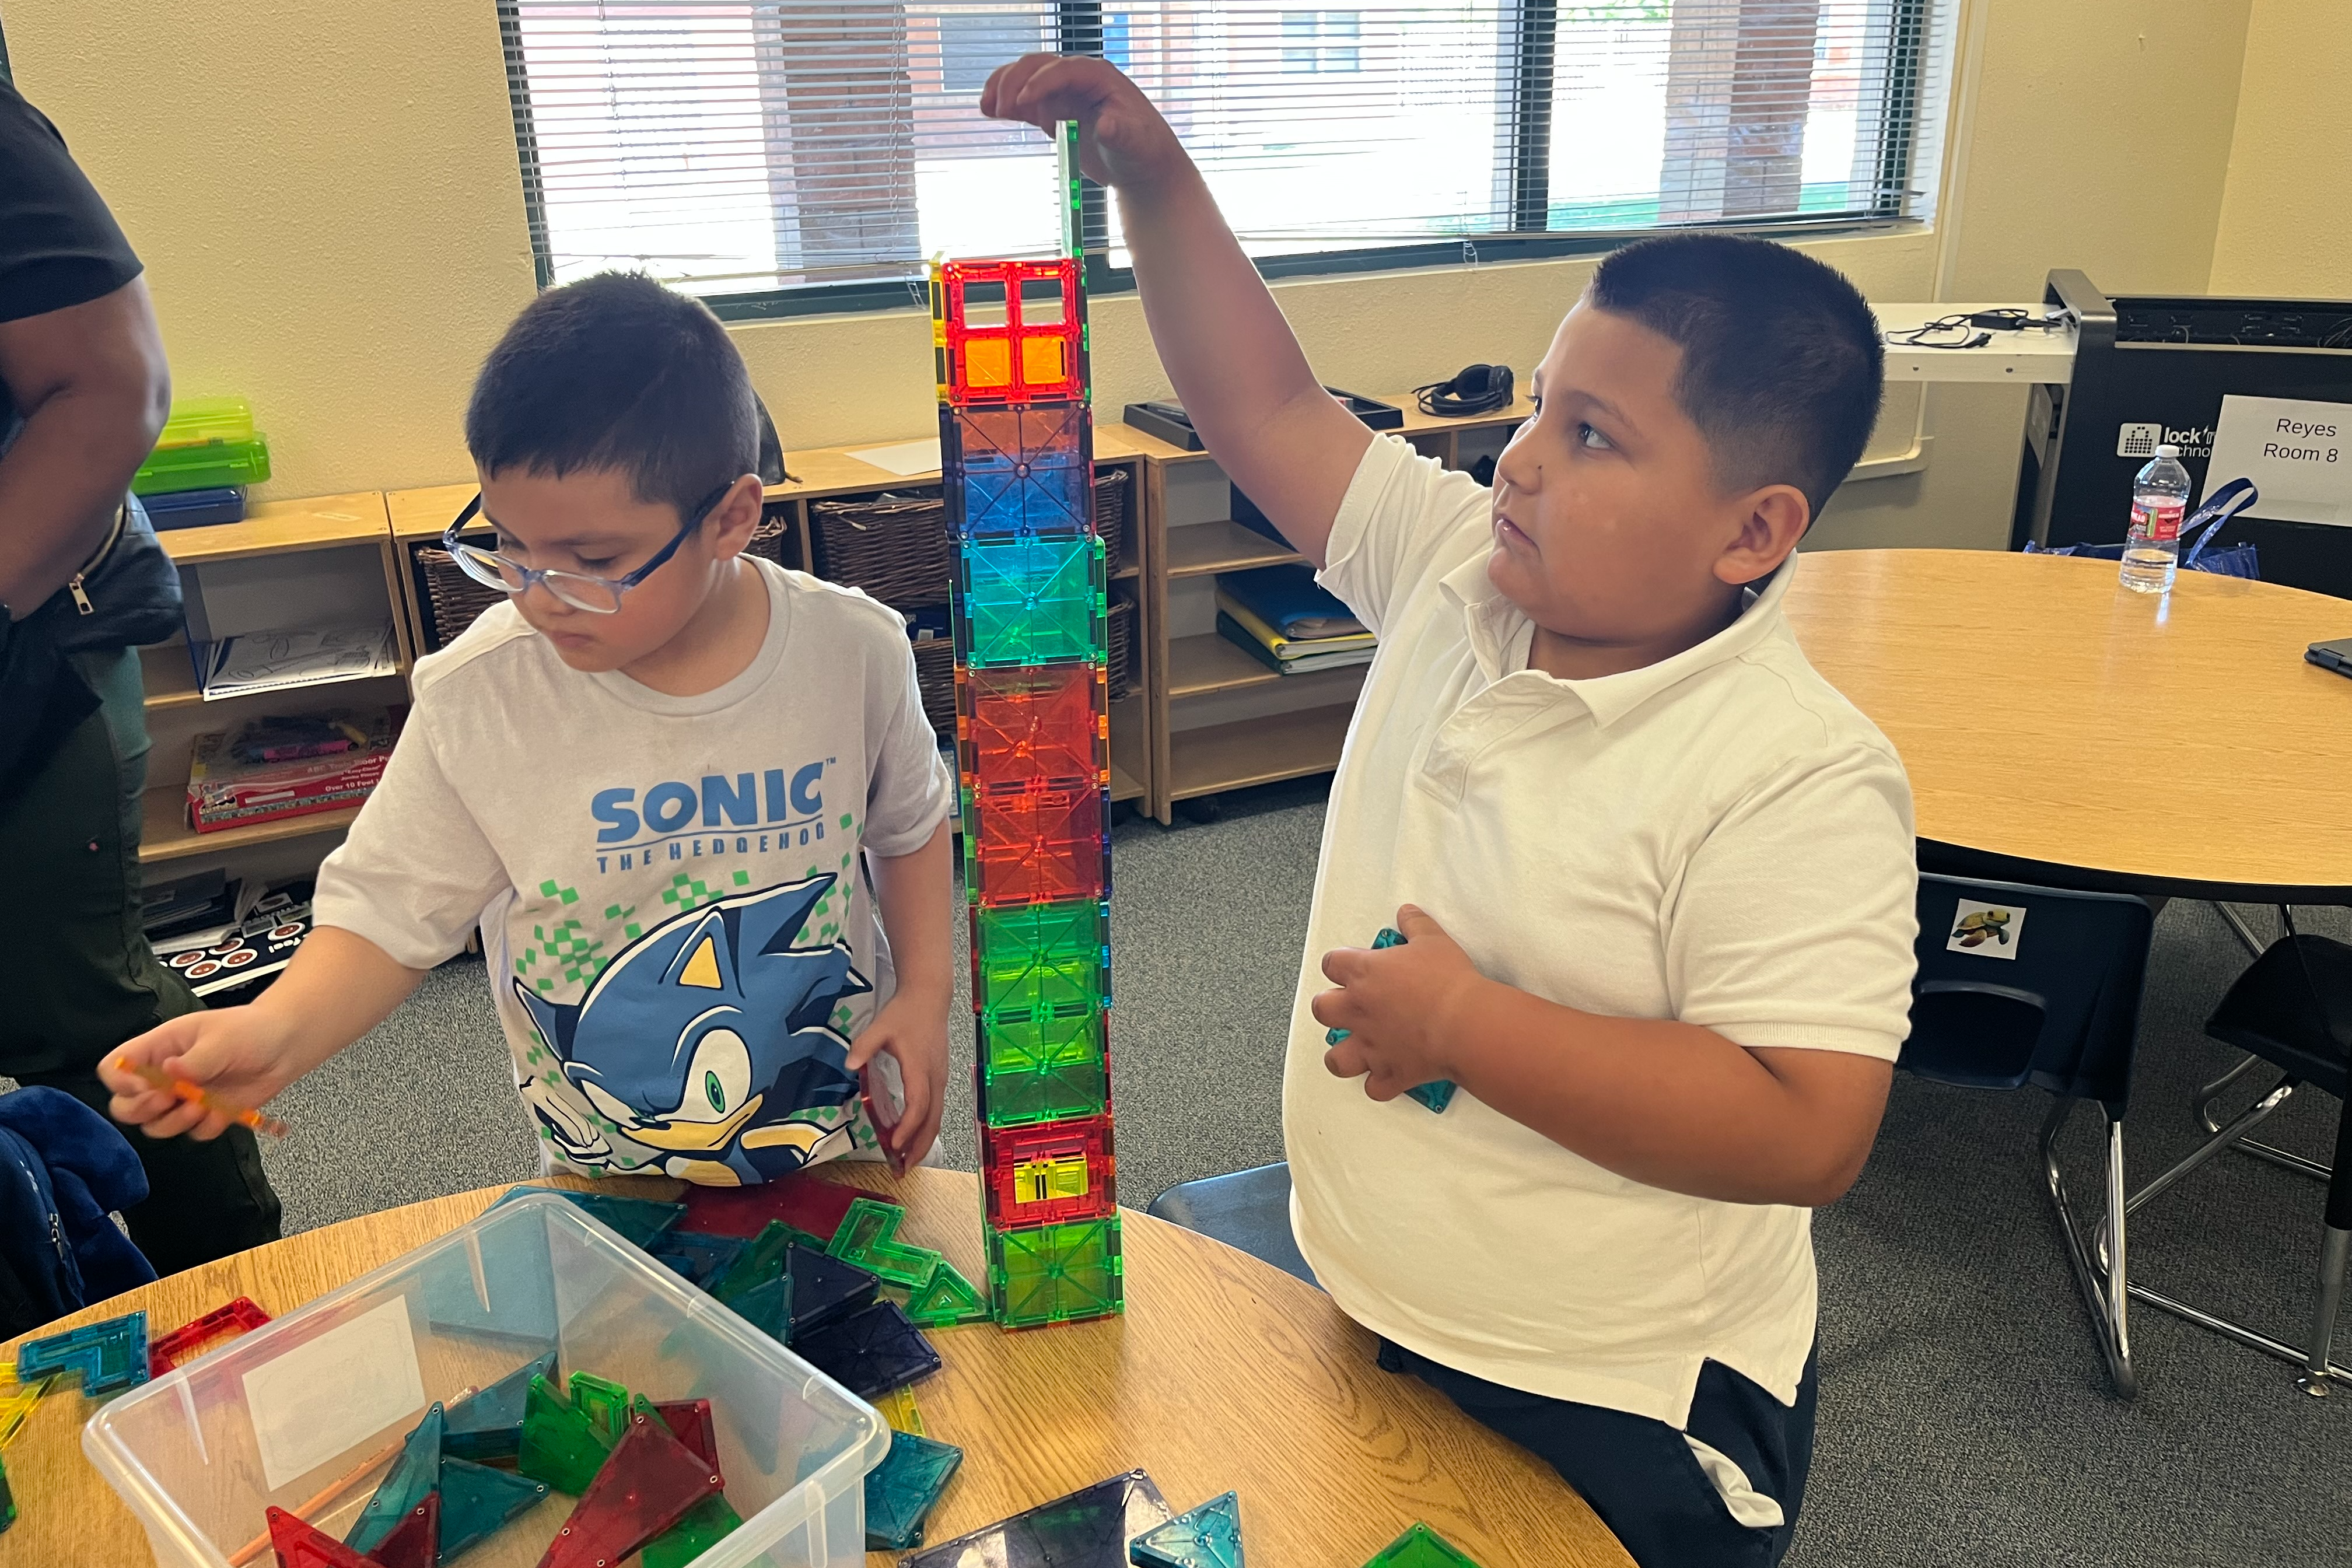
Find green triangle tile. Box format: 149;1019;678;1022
519;1373;614;1494
642;1494;743;1568
438;1455;550;1559
905;1259;991;1328
1130;1491;1243;1568
344;1403;443;1554
1362;1522;1482;1568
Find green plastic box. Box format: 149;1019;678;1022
134;433;270;496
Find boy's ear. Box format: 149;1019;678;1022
705;472;766;559
1715;482;1810;587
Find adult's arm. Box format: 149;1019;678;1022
0;274;170;616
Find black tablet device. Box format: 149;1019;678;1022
2306;637;2352;677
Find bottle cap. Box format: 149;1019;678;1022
2156;443;2180;458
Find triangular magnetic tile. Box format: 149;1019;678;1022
518;1375;612;1495
447;1351;556;1434
537;1405;722;1568
1130;1490;1244;1568
905;1259;991;1328
1361;1522;1483;1568
439;1455;549;1559
368;1492;440;1568
902;1470;1170;1568
649;1398;719;1472
266;1507;375;1568
642;1494;742;1568
863;1429;963;1550
785;1245;880;1337
346;1404;443;1555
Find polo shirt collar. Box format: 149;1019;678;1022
1436;549;1798;729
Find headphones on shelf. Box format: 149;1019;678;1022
1415;362;1515;418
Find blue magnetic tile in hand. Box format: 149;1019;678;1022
1130;1490;1244;1568
864;1429;964;1549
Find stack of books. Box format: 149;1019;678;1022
186;706;402;832
1215;564;1376;675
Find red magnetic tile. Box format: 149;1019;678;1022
681;1172;861;1241
652;1399;719;1472
369;1493;440;1568
970;786;1105;909
961;663;1105;794
265;1508;374;1568
938;259;1084;405
148;1295;270;1377
981;1114;1116;1226
538;1406;723;1568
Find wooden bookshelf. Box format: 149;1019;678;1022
139;787;360;865
1164;519;1306;580
1167;704;1360;803
151;492;391;566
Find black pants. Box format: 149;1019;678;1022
1378;1338;1818;1568
0;648;281;1283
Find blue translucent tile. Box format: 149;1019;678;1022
864;1429;964;1549
1130;1490;1244;1568
345;1403;443;1555
15;1312;148;1395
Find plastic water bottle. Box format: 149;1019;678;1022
2120;444;2191;593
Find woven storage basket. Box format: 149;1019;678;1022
811;490;950;608
911;635;957;740
1106;591;1137;701
1092;467;1132;569
745;510;795;569
412;545;505;653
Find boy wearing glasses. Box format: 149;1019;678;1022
106;274;957;1183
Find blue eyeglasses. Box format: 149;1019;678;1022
442;482;736;614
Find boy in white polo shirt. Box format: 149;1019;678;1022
987;60;1916;1567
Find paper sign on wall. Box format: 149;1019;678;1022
2204;395;2352;527
240;1296;426;1490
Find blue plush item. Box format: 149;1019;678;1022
0;1087;157;1322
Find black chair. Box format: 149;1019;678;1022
1146;1163;1317;1287
1904;874;2155;1397
2124;921;2352;1393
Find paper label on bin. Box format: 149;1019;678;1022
242;1296;427;1491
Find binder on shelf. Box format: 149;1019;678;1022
1215;613;1376;676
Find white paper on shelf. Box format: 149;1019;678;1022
240;1296;425;1492
845;438;943;477
201;622;398;699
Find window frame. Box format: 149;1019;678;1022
498;0;1937;321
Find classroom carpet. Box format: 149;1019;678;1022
251;780;2349;1568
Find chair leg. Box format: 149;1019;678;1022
2298;1227;2351;1397
2210;901;2274;961
2040;1097;2136;1399
2196;1060;2332;1184
2131;1078;2298;1217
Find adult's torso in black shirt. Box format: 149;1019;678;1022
0;78;144;438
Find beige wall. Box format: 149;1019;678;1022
2209;0;2352;297
2;0;2273;552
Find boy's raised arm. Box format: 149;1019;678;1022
982;55;1371;569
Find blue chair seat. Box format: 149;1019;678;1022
1147;1163;1318;1287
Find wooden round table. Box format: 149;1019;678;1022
1784;548;2352;901
0;1168;1632;1568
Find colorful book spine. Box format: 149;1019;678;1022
935;121;1123;1329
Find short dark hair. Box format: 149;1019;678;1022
465;271;757;517
1587;234;1883;517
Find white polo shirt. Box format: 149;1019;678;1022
1286;435;1918;1429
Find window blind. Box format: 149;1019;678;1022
500;0;1951;304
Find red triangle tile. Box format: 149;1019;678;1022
536;1406;722;1568
266;1508;376;1568
368;1492;440;1568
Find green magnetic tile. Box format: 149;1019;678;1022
731;1273;793;1343
988;1216;1123;1326
960;535;1104;667
906;1260;992;1328
978;1008;1109;1126
1362;1522;1483;1568
345;1403;442;1554
712;1220;796;1304
568;1371;631;1443
827;1198;941;1287
519;1374;613;1495
643;1494;742;1568
865;1429;964;1549
976;900;1108;1019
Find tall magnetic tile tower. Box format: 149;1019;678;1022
937;122;1122;1328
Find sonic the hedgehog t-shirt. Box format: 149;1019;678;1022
313;557;955;1185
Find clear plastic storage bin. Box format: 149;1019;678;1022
84;1194;888;1568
